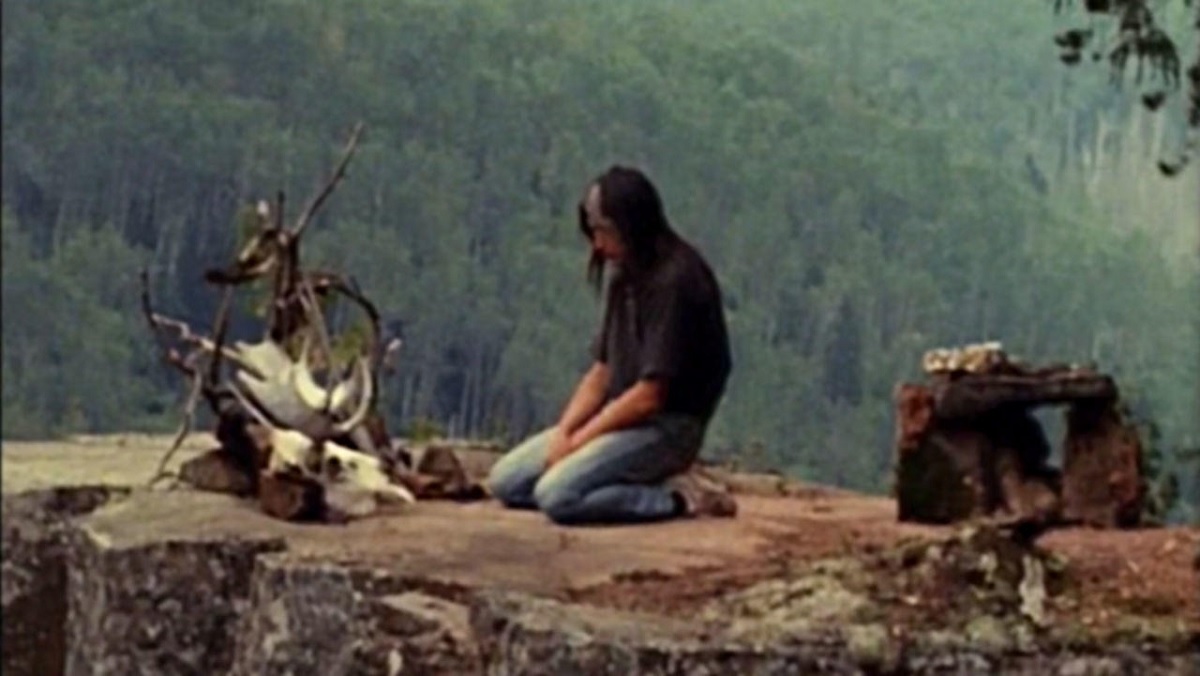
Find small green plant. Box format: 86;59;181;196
406;416;446;443
727;439;774;474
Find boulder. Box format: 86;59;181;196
1062;401;1145;527
229;556;479;675
228;556;367;675
367;592;480;675
894;421;992;523
894;362;1140;528
64;491;287;675
1;486;129;676
177;448;255;496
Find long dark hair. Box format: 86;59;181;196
577;165;682;291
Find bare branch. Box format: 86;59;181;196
140;267;175;360
207;285;235;387
324;275;384;368
140;268;262;378
292;122;365;239
297;274;337;413
274;190;285;233
149;368;204;488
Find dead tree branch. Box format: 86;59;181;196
140;122;391;509
148;367;204;488
293;122;365;239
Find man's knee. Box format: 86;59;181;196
487;431;552;507
487;460;530;507
532;476;582;524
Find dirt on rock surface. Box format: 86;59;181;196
3;433;1196;647
571;496;1199;646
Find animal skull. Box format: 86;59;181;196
322;442;416;517
227;338;415;520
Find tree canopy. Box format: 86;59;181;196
3;0;1196;519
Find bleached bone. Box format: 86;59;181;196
235;368;316;431
232;339;294;380
228;382;314;471
322;441;416;510
232;337;373;438
291;342;370;415
922;341;1008;375
228;381;408;515
381;338;404;373
266;428;319;475
291;357;372;451
232;336;314;427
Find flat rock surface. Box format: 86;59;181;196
66;478;935;600
4;434;1197;629
1;433;213;494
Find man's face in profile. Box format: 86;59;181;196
584;184;626;262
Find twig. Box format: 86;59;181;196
297;274;337;413
265;247;287;342
142;270;264;382
149;367;204;487
326;275;383;367
292;122;364;238
207;285;235;387
275;190;285;233
268;230;304;345
380;338;404;377
140;268;172;356
146;313;252;371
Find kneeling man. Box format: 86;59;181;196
487;165;736;524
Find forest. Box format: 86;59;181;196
3;0;1197;519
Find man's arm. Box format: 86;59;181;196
566;378;664;451
557;361;611;435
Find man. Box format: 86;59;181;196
487;165;736;524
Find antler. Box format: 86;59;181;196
143;123;403;516
231;326;375;441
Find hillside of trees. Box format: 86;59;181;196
3;0;1196;518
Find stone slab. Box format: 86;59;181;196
67;487;820;597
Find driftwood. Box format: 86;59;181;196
894;343;1145;530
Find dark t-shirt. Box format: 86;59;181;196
589;243;732;422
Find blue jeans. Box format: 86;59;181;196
486;415;705;525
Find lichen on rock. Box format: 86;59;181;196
230;556;480;676
64;510;287;675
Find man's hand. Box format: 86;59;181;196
545;362;610;470
545;426;575;469
561;379;665;454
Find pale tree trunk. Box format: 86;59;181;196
1086;112;1111;199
